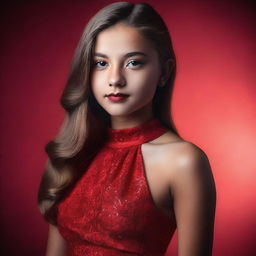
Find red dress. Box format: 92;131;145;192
57;118;177;255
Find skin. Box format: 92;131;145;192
91;22;166;129
46;22;216;256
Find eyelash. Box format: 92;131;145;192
93;60;144;69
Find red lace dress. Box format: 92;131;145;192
57;118;177;255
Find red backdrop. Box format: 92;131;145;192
1;0;255;255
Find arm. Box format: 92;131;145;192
45;224;68;256
171;143;216;256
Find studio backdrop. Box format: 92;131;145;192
0;0;255;255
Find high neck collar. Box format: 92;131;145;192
105;118;168;148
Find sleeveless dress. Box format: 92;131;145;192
57;118;177;256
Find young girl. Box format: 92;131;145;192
38;2;216;256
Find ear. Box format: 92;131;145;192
160;58;174;85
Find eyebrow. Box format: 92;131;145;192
93;51;148;58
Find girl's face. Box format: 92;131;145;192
90;22;162;118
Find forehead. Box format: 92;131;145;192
94;23;157;57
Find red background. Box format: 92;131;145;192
1;0;255;255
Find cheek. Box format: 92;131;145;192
90;72;104;97
129;69;159;95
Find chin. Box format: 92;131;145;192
107;108;146;118
105;110;130;117
101;106;131;116
99;100;149;117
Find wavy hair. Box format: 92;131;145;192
38;1;181;225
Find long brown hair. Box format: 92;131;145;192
38;1;180;225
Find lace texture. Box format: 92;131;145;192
57;118;176;255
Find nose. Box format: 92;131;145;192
108;64;126;87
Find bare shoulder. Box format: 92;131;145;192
146;131;213;185
156;131;216;200
165;136;211;174
153;133;216;255
153;130;208;158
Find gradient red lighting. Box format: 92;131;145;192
0;1;255;255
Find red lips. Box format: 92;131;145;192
106;93;129;102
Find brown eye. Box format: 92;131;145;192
94;60;108;68
127;60;143;68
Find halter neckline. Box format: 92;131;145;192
105;118;168;148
